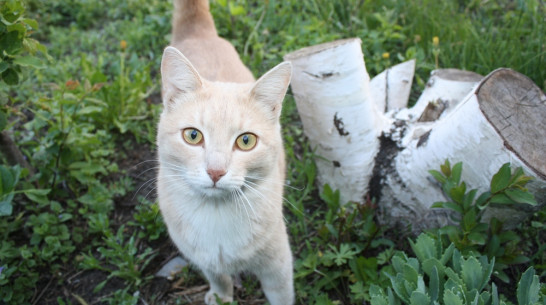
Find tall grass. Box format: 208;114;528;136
212;0;545;90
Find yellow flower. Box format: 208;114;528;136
382;52;390;59
120;40;127;51
432;36;440;47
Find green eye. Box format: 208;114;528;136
182;128;204;145
236;133;257;151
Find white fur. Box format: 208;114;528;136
158;45;294;305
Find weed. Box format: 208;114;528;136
430;161;537;282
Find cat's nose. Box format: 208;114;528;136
207;168;226;184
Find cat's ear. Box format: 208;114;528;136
161;46;203;108
250;62;292;121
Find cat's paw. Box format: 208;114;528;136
204;290;233;305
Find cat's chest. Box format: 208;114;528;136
167;198;262;268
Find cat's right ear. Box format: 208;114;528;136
161;46;203;109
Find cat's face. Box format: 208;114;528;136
158;47;291;199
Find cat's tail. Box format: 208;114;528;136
172;0;217;43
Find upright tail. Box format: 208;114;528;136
172;0;217;43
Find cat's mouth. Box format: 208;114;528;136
202;184;233;198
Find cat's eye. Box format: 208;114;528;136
235;133;257;151
182;128;204;145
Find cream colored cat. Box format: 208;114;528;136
157;1;294;304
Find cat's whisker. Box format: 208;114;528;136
235;189;254;235
245;175;305;191
238;189;259;221
132;163;186;197
244;180;305;217
156;176;193;200
130;159;160;171
230;190;246;237
242;182;268;202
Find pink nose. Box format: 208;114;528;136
207;169;226;184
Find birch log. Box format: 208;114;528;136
286;38;545;230
369;59;416;113
378;68;546;229
284;39;380;204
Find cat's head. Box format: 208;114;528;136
158;46;291;198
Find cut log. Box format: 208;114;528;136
369;59;415;113
286;38;545;230
378;68;545;229
395;69;483;122
284;39;381;204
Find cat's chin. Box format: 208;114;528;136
200;186;234;199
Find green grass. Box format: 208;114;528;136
1;0;545;304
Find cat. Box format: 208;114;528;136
156;1;294;304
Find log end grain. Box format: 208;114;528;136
477;68;546;179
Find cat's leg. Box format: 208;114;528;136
203;271;233;305
256;250;294;305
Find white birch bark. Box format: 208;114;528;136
370;59;416;113
284;39;380;204
285;38;545;229
380;68;546;229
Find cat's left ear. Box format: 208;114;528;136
250;62;292;121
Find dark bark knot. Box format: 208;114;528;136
333;112;349;136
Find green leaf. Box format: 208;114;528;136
2;67;19;85
444;289;464;305
479;256;495;291
77;106;104;115
13;55;44;68
490;163;511;193
439;225;461;244
0;109;7;131
403;262;419;285
432;201;463;214
23;188;50;204
449;182;466;203
429;169;446;183
410;233;438;262
462;208;477;231
229;3;246;16
0;61;8;73
475;191;491;209
461;256;483;291
517;267;540;305
1;0;25;23
410;291;430;305
440;243;455;265
463;189;477;211
489;193;513;204
0;166;15;193
0;31;23;55
440;160;451;177
492;283;500;305
369;285;390;305
386;273;409;303
451;162;463;184
504;189;537;205
22;18;38;29
429;265;440;301
0;200;13;216
467;232;486;245
349;256;378;282
486;234;500;257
